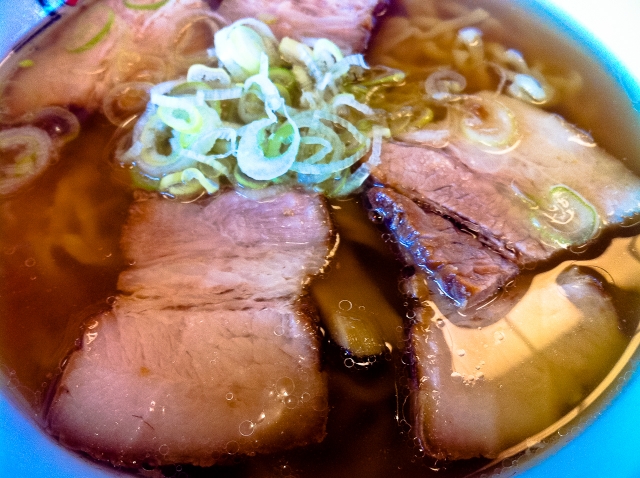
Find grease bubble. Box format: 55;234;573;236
276;377;295;397
225;441;239;454
239;420;255;436
338;300;353;311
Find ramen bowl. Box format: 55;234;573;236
1;1;640;477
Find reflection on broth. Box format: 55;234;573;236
0;116;130;409
1;0;640;476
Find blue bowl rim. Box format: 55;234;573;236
0;1;639;477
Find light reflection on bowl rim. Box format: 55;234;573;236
0;1;639;477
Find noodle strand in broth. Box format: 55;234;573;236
1;0;640;476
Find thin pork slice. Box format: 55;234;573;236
215;0;387;53
373;93;640;266
408;264;627;459
47;189;332;468
373;142;544;263
367;187;518;310
3;0;222;117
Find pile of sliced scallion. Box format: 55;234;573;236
118;18;398;199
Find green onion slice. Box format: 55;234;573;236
459;96;518;151
327;163;371;197
531;184;600;247
187;65;232;86
21;106;81;145
159;168;219;200
0;126;53;196
214;19;279;81
156;101;203;135
312;38;344;65
237;116;300;180
233;165;271;190
65;6;115;54
136;114;195;177
123;0;169;10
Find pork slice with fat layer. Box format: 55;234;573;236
47;189;332;467
367;186;519;311
372;93;640;266
214;0;387;53
408;265;627;459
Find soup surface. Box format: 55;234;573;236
1;0;640;476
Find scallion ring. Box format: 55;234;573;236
122;0;169;10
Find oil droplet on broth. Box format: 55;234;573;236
284;395;299;409
24;257;36;267
280;463;294;476
225;392;234;401
338;299;353;311
275;376;295;397
225;441;239;455
239;420;255;436
310;395;328;412
158;444;169;455
274;325;285;336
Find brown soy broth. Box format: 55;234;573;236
467;0;640;171
1;0;640;477
0;115;131;408
369;0;640;171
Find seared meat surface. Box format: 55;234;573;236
372;141;539;263
372;93;640;267
368;187;518;310
47;189;332;467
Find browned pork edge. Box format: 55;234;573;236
371;142;553;265
46;189;333;468
215;0;389;53
367;187;519;310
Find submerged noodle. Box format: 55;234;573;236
0;1;638;476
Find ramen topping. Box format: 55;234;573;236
409;265;627;459
372;93;640;266
47;189;332;467
215;0;388;54
367;186;519;311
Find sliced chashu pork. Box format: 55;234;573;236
373;92;640;266
367;186;518;311
2;0;221;117
407;264;628;459
47;189;332;467
214;0;387;54
2;0;387;117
